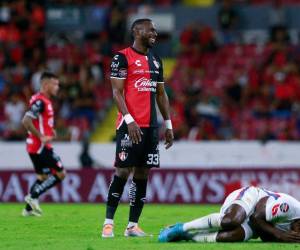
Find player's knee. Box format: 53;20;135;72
115;167;131;179
221;204;246;230
56;170;66;180
133;167;150;179
221;214;243;230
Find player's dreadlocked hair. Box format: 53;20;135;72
131;18;152;35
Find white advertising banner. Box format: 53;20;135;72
1;141;300;169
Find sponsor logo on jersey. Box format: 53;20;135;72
118;68;127;78
119;151;128;161
133;69;145;74
121;134;132;148
153;59;160;69
133;69;159;74
272;203;280;216
31;100;42;113
111;61;119;69
134;77;157;92
135;60;142;66
280;202;289;213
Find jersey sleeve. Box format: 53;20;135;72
110;52;128;79
157;56;164;83
265;196;291;223
26;99;45;119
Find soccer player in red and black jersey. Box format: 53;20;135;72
22;72;66;216
102;18;174;237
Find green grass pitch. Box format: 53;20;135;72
1;203;299;250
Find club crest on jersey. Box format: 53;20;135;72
119;151;128;161
280;203;289;213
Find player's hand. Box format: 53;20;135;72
278;231;300;243
165;129;174;149
127;121;143;144
40;135;53;144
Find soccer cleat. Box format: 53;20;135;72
102;224;114;238
22;208;41;217
124;225;146;237
158;223;184;242
24;195;42;215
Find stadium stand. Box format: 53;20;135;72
1;0;300;142
0;1;114;141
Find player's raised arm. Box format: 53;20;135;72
250;197;300;242
156;83;174;149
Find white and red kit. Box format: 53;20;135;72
265;192;300;231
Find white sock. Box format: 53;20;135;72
183;213;221;232
127;221;137;228
104;218;114;225
192;232;218;242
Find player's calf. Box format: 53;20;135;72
56;170;66;180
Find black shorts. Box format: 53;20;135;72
114;123;159;168
29;147;64;175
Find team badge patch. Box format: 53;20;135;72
280;203;289;213
119;151;128;161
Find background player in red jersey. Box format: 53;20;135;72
22;72;66;216
102;18;174;237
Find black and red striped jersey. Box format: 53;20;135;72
110;47;164;128
25;93;55;153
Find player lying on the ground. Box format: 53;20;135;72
158;186;300;243
250;193;300;242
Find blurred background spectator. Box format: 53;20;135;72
2;0;300;143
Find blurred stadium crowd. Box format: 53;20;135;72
1;0;300;142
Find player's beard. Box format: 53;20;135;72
141;36;154;48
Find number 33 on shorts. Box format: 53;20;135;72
147;154;159;165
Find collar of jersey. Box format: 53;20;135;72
130;46;148;56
